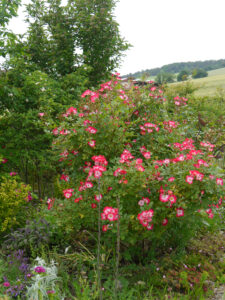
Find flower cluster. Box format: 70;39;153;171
138;197;150;206
140;146;151;159
86;126;97;134
34;266;46;273
137;209;154;230
174;138;195;151
140;122;159;135
62;106;77;117
186;170;204;184
52;75;224;236
2;250;31;298
60;174;70;182
135;158;145;172
47;198;54;210
200;141;215;152
174;96;188;106
119;149;134;164
63;188;74;199
113;168;127;177
163;120;179;132
101;207;119;222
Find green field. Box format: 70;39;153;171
167;67;225;97
208;67;225;76
192;68;225;97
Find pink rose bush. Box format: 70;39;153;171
50;75;224;252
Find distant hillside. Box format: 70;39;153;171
123;59;225;79
170;67;225;97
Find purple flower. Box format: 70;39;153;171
47;290;55;294
10;172;17;176
3;282;10;287
34;266;46;273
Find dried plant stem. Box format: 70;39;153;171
97;179;102;300
114;196;120;298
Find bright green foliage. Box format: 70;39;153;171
0;60;89;113
19;0;129;84
0;0;21;57
24;0;77;77
0;110;57;197
0;0;21;27
72;0;130;84
0;177;31;232
0;63;90;197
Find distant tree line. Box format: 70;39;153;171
123;59;225;79
154;68;208;84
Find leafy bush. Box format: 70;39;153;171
0;177;31;233
46;76;224;260
177;69;189;82
155;72;175;84
165;81;200;98
2;218;52;256
192;68;208;79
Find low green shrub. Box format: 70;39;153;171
0;176;31;233
2;218;52;257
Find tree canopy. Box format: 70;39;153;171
177;70;189;82
0;0;21;57
192;68;208;79
155;72;175;84
1;0;129;86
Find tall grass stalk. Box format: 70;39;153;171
97;179;102;300
114;197;120;299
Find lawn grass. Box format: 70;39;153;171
168;68;225;97
208;67;225;77
192;73;225;97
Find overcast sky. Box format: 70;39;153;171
7;0;225;75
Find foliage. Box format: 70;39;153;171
0;76;224;299
0;250;31;298
155;71;175;84
72;0;130;84
0;0;21;28
165;81;200;98
0;64;91;197
0;0;21;57
48;76;224;261
14;0;130;85
0;110;56;198
2;218;52;257
0;176;31;233
177;69;189;82
0;1;224;298
0;65;87;113
192;68;208;79
27;257;62;300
